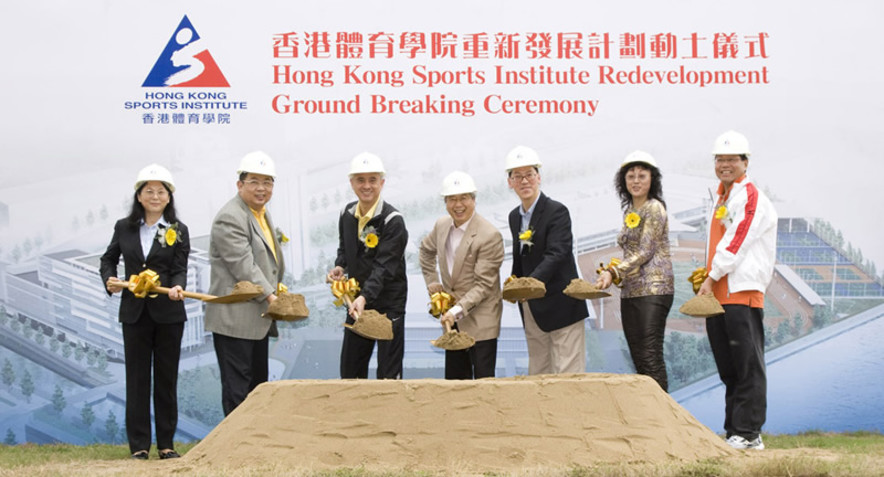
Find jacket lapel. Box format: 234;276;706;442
450;218;477;283
438;217;453;285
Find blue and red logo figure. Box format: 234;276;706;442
143;15;229;87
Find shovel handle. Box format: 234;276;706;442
114;279;218;302
443;320;453;333
155;286;217;301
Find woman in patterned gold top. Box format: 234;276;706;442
596;151;674;390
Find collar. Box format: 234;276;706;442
717;174;747;200
141;216;170;228
350;198;384;218
249;206;266;220
451;213;474;232
520;193;541;217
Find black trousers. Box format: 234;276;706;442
122;309;184;453
213;332;269;416
445;327;498;379
340;312;404;379
706;305;767;440
620;294;673;391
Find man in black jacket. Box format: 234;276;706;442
327;152;408;379
506;146;588;375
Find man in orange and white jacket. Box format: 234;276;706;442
698;130;778;451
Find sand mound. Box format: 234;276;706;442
184;374;733;473
502;276;546;303
563;278;611;300
264;292;309;321
345;309;393;340
679;293;725;317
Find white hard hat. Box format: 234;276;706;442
440;171;478;196
349;152;386;175
712;130;751;156
134;163;175;192
505;145;542;172
237;151;277;178
620;150;658;169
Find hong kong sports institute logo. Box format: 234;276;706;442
143;15;229;87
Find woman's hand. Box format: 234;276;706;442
168;285;184;301
595;270;612;290
106;277;125;294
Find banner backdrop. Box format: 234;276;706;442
0;1;882;444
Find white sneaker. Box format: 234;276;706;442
726;435;765;450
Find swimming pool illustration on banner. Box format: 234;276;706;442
142;15;230;87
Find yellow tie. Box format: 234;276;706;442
250;207;277;260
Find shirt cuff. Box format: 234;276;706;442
449;305;464;321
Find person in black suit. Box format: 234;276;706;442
505;146;588;375
99;164;189;460
327;152;408;379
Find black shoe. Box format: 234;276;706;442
159;450;181;460
131;450;149;460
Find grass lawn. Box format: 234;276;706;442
0;432;882;476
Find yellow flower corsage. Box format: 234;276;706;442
625;212;641;229
714;206;728;220
157;223;179;247
518;227;534;247
165;228;177;246
365;233;379;248
276;227;290;244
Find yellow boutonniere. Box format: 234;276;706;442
359;225;379;251
276;227;290;244
625;212;641;229
364;233;379;249
714;206;728;220
518;227;534;247
157;223;179;247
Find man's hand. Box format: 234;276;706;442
698;277;715;296
349;295;366;319
327;266;345;282
427;282;444;295
440;311;455;329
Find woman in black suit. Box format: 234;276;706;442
99;164;189;460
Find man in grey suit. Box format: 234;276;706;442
420;171;505;379
206;151;285;415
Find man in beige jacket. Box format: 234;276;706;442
420;171;505;379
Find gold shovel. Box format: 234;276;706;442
329;277;393;341
427;291;475;351
114;270;263;303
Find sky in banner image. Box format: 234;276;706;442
0;0;881;444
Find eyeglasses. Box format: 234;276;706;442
445;194;474;204
243;180;274;189
509;172;537;183
141;189;168;198
714;157;744;165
